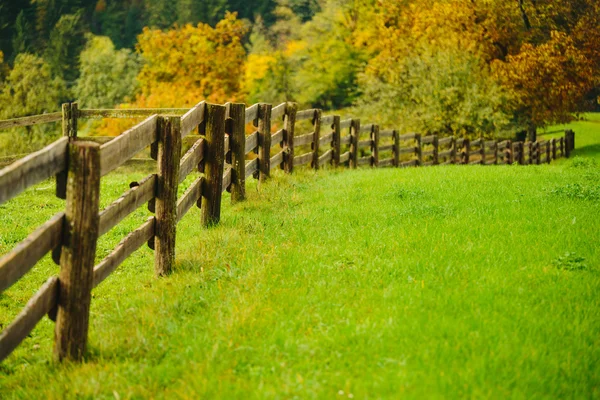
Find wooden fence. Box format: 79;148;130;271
0;102;576;363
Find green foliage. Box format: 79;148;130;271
74;34;140;108
552;252;588;271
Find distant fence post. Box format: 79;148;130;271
331;116;341;168
393;130;400;167
54;141;101;362
551;138;557;160
155;116;182;276
282;102;297;174
257;103;272;181
545;141;551;164
350;119;360;169
559;137;565;157
226;103;246;203
462;138;470;164
311;109;322;170
480;139;486;165
57;103;79;200
536;141;542;165
432;135;439;165
450;137;456;164
505;140;513;164
565;130;575;158
201;104;226;227
415;134;422;166
493;141;498;164
371;124;380;167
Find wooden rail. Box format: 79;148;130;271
0;101;575;364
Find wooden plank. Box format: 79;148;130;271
422;150;434;156
0;277;58;362
398;133;417;141
379;130;394;138
318;149;333;167
0;212;64;293
295;109;317;121
360;124;374;133
379;144;394;152
340;119;352;129
93;218;155;288
201;104;226;227
357;156;371;166
484;140;497;147
470;139;482;146
177;176;203;222
294;152;312;166
270;150;284;166
181;102;206;138
295;133;313;147
55;142;101;361
270;103;286;120
0;137;68;205
379;158;393;167
319;132;334;146
422;135;435;144
340;135;351;145
79;108;188;119
271;129;284;147
399;146;417;155
224;135;230;156
245;132;258;154
245;104;259;124
179;138;205;183
98;174;156;237
245;159;258;179
438;137;453;146
358;139;372;148
339;151;350;163
75;136;114;144
439;149;453;158
222;167;232;192
100;115;158;176
321;115;335;126
400;159;418;167
0;112;62;130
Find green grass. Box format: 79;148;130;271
1;116;599;398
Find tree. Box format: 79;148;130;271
74;34;140;108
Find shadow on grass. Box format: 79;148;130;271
573;144;600;158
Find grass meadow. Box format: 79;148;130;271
0;116;599;398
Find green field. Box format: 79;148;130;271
1;117;599;398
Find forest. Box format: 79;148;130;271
0;0;598;142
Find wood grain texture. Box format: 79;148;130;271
226;103;246;203
295;133;313;147
0;137;68;205
55;142;101;362
270;150;284;167
245;159;258;178
0;112;62;130
340;135;351;145
398;133;417;140
93;218;155;287
201;104;226;227
318;149;333;167
154;117;181;276
100;115;158;176
257;103;272;182
295;109;318;121
319;132;334;146
245;132;258;154
98;174;156;237
0;277;58;362
350;119;360;169
270;103;286;120
181;101;206;138
332;116;341;168
379;130;394;138
245;104;259;124
311;110;321;170
0;212;64;293
398;146;417;155
371;125;379;167
282;103;297;173
271;129;284;147
294;152;312;166
339;151;350;164
379;144;394;152
80;108;188;119
179;138;205;183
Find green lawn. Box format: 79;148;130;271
1;116;599;398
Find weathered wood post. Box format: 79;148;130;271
257;103;272;181
493;141;498;164
57;103;79;200
282;102;297;174
415;134;423;166
480;139;486;165
550;138;557;160
226;103;246;203
565;130;575;157
155;116;182;276
517;142;525;165
371;124;380;167
432;135;439;165
311;109;322;170
559;137;565;157
505;140;513;164
392;130;400;167
332;115;341;168
545;141;551;164
450;137;456;164
54;141;101;362
350;119;360;169
462;138;470;164
201;104;226;227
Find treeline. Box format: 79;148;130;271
0;0;598;144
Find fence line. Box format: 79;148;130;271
0;101;576;363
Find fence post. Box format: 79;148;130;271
493;141;498;164
450;137;456;164
505;140;513;164
559;137;564;157
57;103;79;200
257;103;272;181
201;104;226;227
371;124;380;167
154;116;182;276
551;138;557;160
54;141;101;362
226;103;246;203
536;142;542;165
311;109;322;170
415;134;422;166
565;129;575;156
332;115;341;168
480;139;486;165
462;138;470;164
350;119;360;169
282;102;297;174
393;130;400;167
